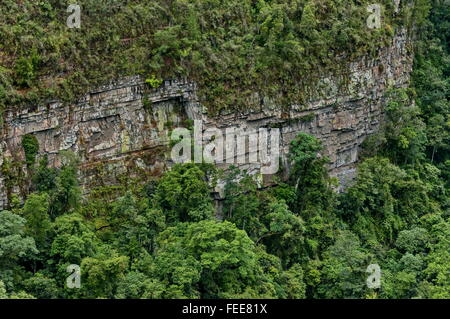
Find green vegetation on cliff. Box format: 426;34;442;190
0;0;429;115
0;0;448;300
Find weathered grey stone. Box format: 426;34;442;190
0;29;413;208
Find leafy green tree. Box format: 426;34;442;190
153;220;280;298
81;249;129;299
361;89;428;165
396;227;430;254
223;170;306;266
48;151;81;217
32;155;58;192
317;231;373;299
223;170;270;240
383;89;428;165
280;264;307;299
381;252;425;299
421;216;450;298
0;280;36;299
22;273;59;299
153;164;214;224
258;200;305;267
0;211;37;259
115;271;165;299
0;210;38;290
21;193;51;249
412;1;450;165
287;133;337;257
0;281;7;299
110;192;166;260
50;214;98;264
339;157;439;246
19;192;53;273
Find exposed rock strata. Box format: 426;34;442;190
0;30;413;208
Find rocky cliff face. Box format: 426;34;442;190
0;29;413;208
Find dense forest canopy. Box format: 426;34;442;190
0;0;449;299
0;0;430;114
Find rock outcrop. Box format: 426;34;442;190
0;29;413;208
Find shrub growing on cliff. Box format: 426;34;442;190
21;134;39;168
145;75;163;89
14;57;36;89
152;163;214;224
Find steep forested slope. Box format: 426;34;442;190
0;0;448;299
0;0;428;114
